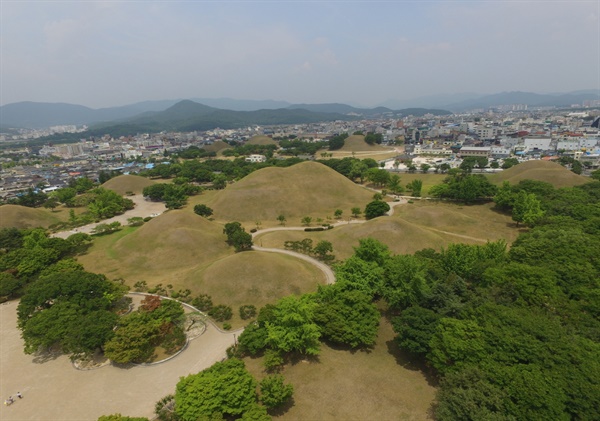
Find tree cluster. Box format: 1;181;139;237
223;222;253;252
429;171;497;203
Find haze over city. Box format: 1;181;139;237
1;0;599;109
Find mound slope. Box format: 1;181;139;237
77;211;231;283
102;174;156;195
0;204;62;229
489;160;589;188
246;135;277;146
204;140;230;153
339;135;389;152
207;161;374;222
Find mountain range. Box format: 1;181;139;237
1;90;598;131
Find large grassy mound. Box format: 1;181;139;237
102;174;156;195
339;135;389;152
246;135;277;146
207;161;374;222
488;160;589;188
0;204;63;229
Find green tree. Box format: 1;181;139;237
387;174;404;196
239;305;257;320
208;305;233;322
406;179;423;197
313;285;379;348
313;240;334;261
276;214;286;226
502;157;519;169
265;296;321;355
194;204;214;217
351;207;361;218
43;197;60;212
364;200;390;219
420;163;431;173
365;168;390;187
392;306;441;356
301;216;312;226
259;375;294;409
175;359;257;420
333;209;343;219
512;191;545;227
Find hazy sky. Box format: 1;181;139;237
1;1;599;108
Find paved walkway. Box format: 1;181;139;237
0;300;236;421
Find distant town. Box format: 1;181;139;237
1;105;599;201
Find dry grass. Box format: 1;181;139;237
338;135;390;152
206;162;374;223
255;201;519;260
243;316;436;420
0;204;65;229
247;135;277;146
102;174;156;195
204;140;231;153
487;160;589;188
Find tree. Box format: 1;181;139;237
43;197;59;212
406;179;423;197
239;305;257;320
365;168;390;187
328;133;348;151
175;359;258;420
512;191;545;227
231;230;253;252
212;174;228;190
276;214;286;226
392;306;441;356
333;209;343;219
313;240;334;261
502;157;519;169
313;285;379;348
265;296;321;355
420;163;431;173
259;375;294;409
301;216;312;226
194;204;213;217
387;174;404;196
208;305;233;322
364;200;390;219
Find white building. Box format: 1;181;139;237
245;154;267;163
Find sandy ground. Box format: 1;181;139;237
53;194;166;239
0;299;236;420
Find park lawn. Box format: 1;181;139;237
395;173;447;196
243;315;436;420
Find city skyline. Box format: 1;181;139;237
1;1;599;108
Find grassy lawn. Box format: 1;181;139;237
244;315;436;420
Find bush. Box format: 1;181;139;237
192;294;213;312
223;323;232;330
263;349;284;372
260;375;294;409
304;227;325;232
239;305;257;320
208;305;233;322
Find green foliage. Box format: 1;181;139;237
238;323;268;356
501;157;519;169
208;305;233;322
239;304;257;320
312;240;335;261
364;200;390;219
175;359;257;420
430;172;497;203
365;168;390;186
351;207;361;217
406;179;423;197
192;294;213;312
392;306;441;355
97;414;149;421
511;190;545;226
259;375;294;409
328;133;348;150
223;222;253;252
265;296;321;356
240;403;271;421
194;204;214;217
313;285;379;348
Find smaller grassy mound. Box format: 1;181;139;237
189;250;325;317
0;204;63;229
488;160;588;188
246;135;277;146
338;135;389;152
204;140;230;153
102;174;156;195
77;211;232;285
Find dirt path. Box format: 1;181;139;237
52;194;166;239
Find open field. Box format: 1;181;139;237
243;315;436;420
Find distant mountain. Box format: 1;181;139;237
287;103;394;116
87;100;358;136
445;90;600;111
190;97;291;111
379;93;482;110
0;100;180;129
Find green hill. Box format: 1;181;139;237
338;135;389;152
489;160;589;188
246;135;277;146
207;161;374;222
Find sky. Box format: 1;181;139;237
1;0;599;108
